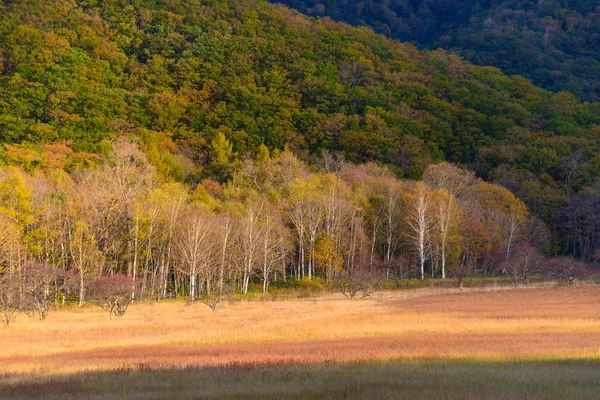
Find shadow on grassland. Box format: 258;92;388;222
3;359;600;400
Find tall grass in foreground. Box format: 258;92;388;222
4;359;600;400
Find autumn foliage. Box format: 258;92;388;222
0;141;591;324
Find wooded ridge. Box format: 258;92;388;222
274;0;600;101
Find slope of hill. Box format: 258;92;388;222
0;0;599;255
276;0;600;101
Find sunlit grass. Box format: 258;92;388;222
2;285;600;397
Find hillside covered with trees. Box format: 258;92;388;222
0;0;599;266
276;0;600;101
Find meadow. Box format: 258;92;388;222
2;286;600;399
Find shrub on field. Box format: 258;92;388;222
89;274;140;318
447;263;476;289
332;262;384;300
332;273;372;299
198;282;233;312
199;291;221;311
21;262;71;321
501;244;543;286
546;256;587;285
1;262;71;325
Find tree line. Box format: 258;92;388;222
3;137;586;325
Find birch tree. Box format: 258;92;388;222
176;205;214;300
241;199;263;294
257;203;289;293
69;220;101;305
407;183;434;279
431;189;460;279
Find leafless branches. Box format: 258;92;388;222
88;274;140;318
547;256;587;285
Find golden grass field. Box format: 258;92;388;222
2;286;600;399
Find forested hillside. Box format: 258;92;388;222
276;0;600;101
0;0;599;260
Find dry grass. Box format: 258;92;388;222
2;286;600;398
5;359;600;400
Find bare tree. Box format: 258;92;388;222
505;211;522;260
287;195;308;280
338;61;370;88
502;244;543;286
369;178;404;269
258;203;289;293
89;274;140;318
69;220;101;305
176;205;214;300
447;263;475;289
22;262;69;321
317;149;344;174
547;256;587;285
472;182;528;260
214;213;234;296
109;140;154;290
305;197;324;280
70;167;122;283
322;175;355;261
110;140;154;209
198;281;232;312
431;189;459;279
526;215;551;254
407;183;434;279
422;162;476;199
563;151;587;196
332;262;382;300
240;199;264;294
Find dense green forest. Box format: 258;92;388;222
276;0;600;101
0;0;599;260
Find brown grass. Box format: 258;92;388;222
2;286;600;383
